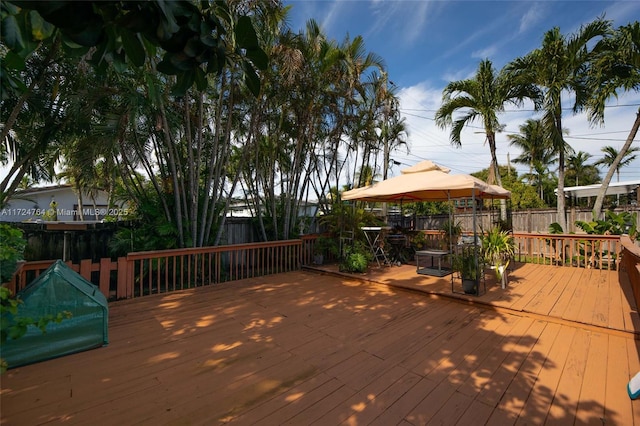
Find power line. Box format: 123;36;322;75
565;135;635;142
400;103;640;114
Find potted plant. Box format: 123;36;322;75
453;245;480;294
481;227;515;288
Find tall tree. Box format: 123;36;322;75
435;59;540;220
588;22;640;218
594;145;639;182
1;0;268;210
565;151;600;187
506;18;611;230
508;119;557;201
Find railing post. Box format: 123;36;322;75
80;259;92;281
116;257;128;299
99;258;111;298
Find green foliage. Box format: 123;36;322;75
404;201;449;216
41;199;58;221
453;246;480;281
440;219;462;250
481;227;515;281
339;241;370;273
440;219;462;236
472;165;547;209
1;1;267;97
410;231;428;250
109;198;179;256
576;211;638;240
320;201;382;237
0;286;72;373
548;222;564;234
0;224;26;283
482;227;515;264
508;179;547;209
314;235;339;257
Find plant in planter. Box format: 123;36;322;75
453;246;481;294
481;227;515;288
410;231;428;250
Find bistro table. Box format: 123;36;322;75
415;249;452;277
361;226;391;267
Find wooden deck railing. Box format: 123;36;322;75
620;236;640;306
512;232;621;270
5;239;308;301
3;232;628;302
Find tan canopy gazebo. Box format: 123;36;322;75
342;160;511;295
342;160;510;203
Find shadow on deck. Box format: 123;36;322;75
305;260;640;339
2;262;639;425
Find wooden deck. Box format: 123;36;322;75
2;262;640;425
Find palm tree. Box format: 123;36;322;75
435;59;540;220
506;18;611;231
588;23;640;218
565;151;600;187
594;145;639;206
508;119;558;201
594;145;640;182
508;119;554;177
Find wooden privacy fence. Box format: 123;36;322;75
6;239;311;301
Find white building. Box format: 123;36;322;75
1;185;127;223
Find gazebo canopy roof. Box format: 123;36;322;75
342;160;510;203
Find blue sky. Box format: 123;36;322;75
285;1;640;182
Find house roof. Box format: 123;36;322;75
12;184;74;196
558;180;640;198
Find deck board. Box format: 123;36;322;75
2;263;639;425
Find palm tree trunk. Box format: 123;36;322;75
159;105;185;247
487;133;507;222
592;108;640;219
556;113;568;232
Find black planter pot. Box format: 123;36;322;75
462;278;477;294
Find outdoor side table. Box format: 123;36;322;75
361;226;391;267
415;249;451;277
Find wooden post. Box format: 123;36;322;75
80;259;92;281
117;257;128;299
99;258;111;298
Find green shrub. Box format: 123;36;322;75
0;224;26;283
339;241;370;273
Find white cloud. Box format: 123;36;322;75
471;45;498;60
392;82;640;180
518;5;545;34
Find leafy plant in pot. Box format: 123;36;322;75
481;227;515;288
453;246;480;294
